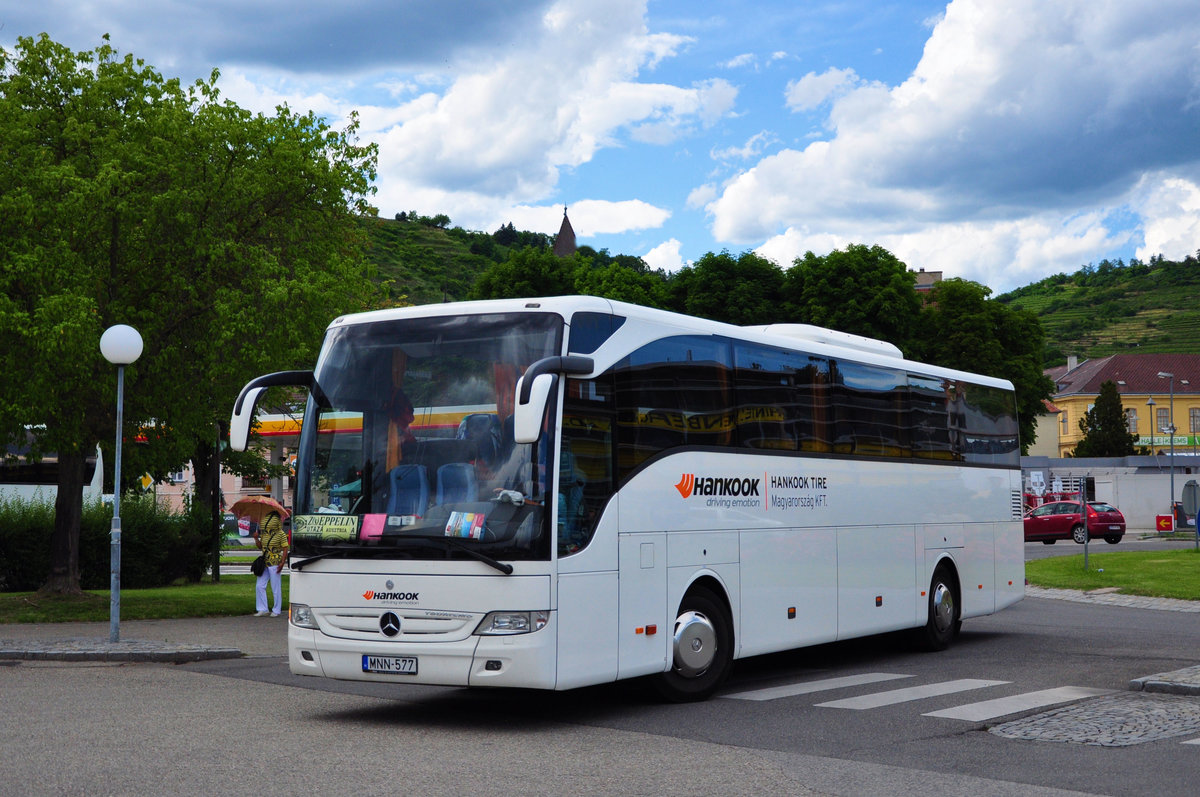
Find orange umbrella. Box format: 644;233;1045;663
230;495;290;523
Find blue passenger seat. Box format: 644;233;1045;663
386;464;429;516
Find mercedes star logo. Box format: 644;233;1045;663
380;612;401;637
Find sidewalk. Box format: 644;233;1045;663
0;613;288;662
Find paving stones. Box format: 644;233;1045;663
991;693;1200;746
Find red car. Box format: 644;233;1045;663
1023;500;1126;544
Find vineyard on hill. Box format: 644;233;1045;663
995;254;1200;365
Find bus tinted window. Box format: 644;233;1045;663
733;343;831;452
560;376;615;555
831;360;908;457
957;382;1020;465
909;375;956;461
614;336;734;479
568;312;625;354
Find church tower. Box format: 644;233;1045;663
552;206;576;257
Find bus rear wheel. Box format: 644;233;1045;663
654;588;732;702
916;565;960;652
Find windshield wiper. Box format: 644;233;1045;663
440;537;514;575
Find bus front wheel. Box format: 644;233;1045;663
655;588;732;702
917;565;960;652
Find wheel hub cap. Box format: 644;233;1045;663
932;583;954;633
673;610;717;677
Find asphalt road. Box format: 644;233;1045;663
3;590;1198;797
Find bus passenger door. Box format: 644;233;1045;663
617;532;668;679
556;510;619;690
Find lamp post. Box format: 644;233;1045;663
100;324;143;643
1158;371;1176;525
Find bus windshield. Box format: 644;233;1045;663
291;311;563;563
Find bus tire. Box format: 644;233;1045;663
654;588;733;702
916;565;959;652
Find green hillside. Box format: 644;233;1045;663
361;213;558;305
995;254;1200;364
361;213;1200;366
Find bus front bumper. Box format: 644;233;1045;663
288;615;559;689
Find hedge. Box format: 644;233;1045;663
0;495;213;592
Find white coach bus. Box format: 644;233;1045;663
231;296;1023;701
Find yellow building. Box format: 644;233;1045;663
1046;354;1200;457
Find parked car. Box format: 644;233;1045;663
1023;500;1126;544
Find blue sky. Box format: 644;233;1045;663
4;0;1199;293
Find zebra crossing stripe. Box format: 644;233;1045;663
815;678;1009;710
722;672;913;701
923;686;1115;721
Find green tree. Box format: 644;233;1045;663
469;247;583;299
0;34;378;592
667;250;784;326
573;260;670;308
910;279;1055;453
1072;380;1137;457
782;244;921;347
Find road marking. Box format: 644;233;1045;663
815;678;1008;709
722;672;913;701
923;686;1115;721
1182;738;1200;746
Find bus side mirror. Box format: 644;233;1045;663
513;374;554;444
230;386;266;452
511;356;594;445
229;370;316;452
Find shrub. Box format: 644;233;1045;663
0;494;213;592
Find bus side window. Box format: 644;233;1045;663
560;377;615;555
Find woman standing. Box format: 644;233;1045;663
253;511;289;617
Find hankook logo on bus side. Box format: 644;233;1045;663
675;473;760;499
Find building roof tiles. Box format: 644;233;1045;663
1050;354;1200;397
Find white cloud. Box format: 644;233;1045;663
710;0;1200;289
643;238;688;272
1134;174;1200;262
686;183;718;209
720;53;755;69
501;199;669;237
710;131;776;163
754;212;1132;293
368;0;735;227
784;67;860;112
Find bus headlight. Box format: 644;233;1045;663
290;603;317;629
474;610;549;635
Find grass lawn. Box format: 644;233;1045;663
0;575;286;624
1024;548;1200;601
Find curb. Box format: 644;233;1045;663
0;639;243;663
1129;666;1200;696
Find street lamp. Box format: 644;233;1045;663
1158;371;1176;525
100;324;143;643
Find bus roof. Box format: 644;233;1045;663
326;296;1014;392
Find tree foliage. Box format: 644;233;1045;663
669;251;784;326
1072;380;1138;457
783;244;921;346
468;247;583;300
910;279;1054;453
0;34;379;591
